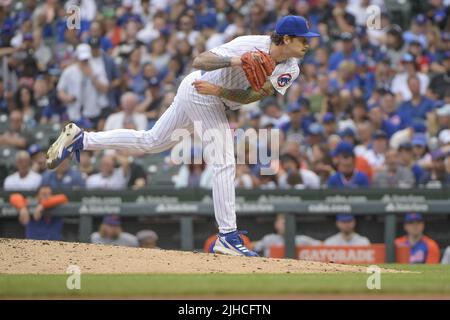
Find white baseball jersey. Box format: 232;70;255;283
204;35;300;109
82;35;300;234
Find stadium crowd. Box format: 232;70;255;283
1;1;450;263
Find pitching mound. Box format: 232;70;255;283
0;238;396;274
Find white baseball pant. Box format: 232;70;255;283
83;71;237;233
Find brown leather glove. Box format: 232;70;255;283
241;49;276;92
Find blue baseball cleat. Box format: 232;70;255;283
46;123;84;169
212;230;259;257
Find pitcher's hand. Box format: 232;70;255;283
192;80;222;96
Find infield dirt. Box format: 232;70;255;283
0;238;400;274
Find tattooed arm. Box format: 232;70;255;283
192;52;242;71
192;80;274;104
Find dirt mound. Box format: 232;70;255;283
0;238;395;274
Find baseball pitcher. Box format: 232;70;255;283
46;16;320;257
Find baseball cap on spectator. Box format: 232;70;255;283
410;120;427;133
336;214;354;222
401;53;415;63
437;104;450;117
287;102;301;113
414;14;427;25
102;215;121;226
248;110;261;119
438;130;450;145
23;33;33;42
340;32;353;41
441;32;450;42
27;144;42;157
308;123;323;135
431;148;446;161
147;77;160;87
339;127;356;138
136;230;158;243
373;130;387;140
404;213;423;223
122;0;133;7
331;141;355;157
260;97;279;110
398;142;413;151
411;133;427;147
88;37;101;49
76;44;92;61
274;15;320;38
323;112;335;123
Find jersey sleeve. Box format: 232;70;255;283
209;36;246;57
424;237;441;264
269;58;300;95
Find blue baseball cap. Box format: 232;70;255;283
308;123;323;135
336;214;354;222
275;16;320;38
248;110;261;119
287;102;301;113
410;120;427;133
411;133;427;147
27;144;42;156
323;112;335;124
331;141;355;157
373;130;388;140
102;215;121;226
339;127;356;138
404;213;423;223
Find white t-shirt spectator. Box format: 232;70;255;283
86;168;127;190
278;169;321;189
361;149;385;169
104;111;148;131
324;233;371;246
253;234;322;257
442;246;450;264
3;171;42;191
57;62;109;121
90;232;138;247
391;72;429;101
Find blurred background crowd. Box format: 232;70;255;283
1;0;450;192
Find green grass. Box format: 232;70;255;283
1;265;450;298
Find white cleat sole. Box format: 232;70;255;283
46;123;81;169
212;241;243;256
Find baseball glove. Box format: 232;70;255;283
241;49;276;92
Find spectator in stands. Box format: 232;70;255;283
40;158;85;190
57;43;109;127
373;148;415;188
173;148;213;189
324;214;370;246
86;153;129;190
115;150;147;189
9;186;67;240
104;92;147;131
3;151;41;191
361;130;389;172
136;230;159;249
277;154;320;189
398;142;425;185
253;213;321;257
89;36;121;111
392;53;429;103
79;150;96;180
419;148;450;188
91;215;138;247
28;143;47;174
442;245;450;264
396;75;435;129
328;142;370;188
0;110;34;149
428;51;450;100
395;213;440;264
